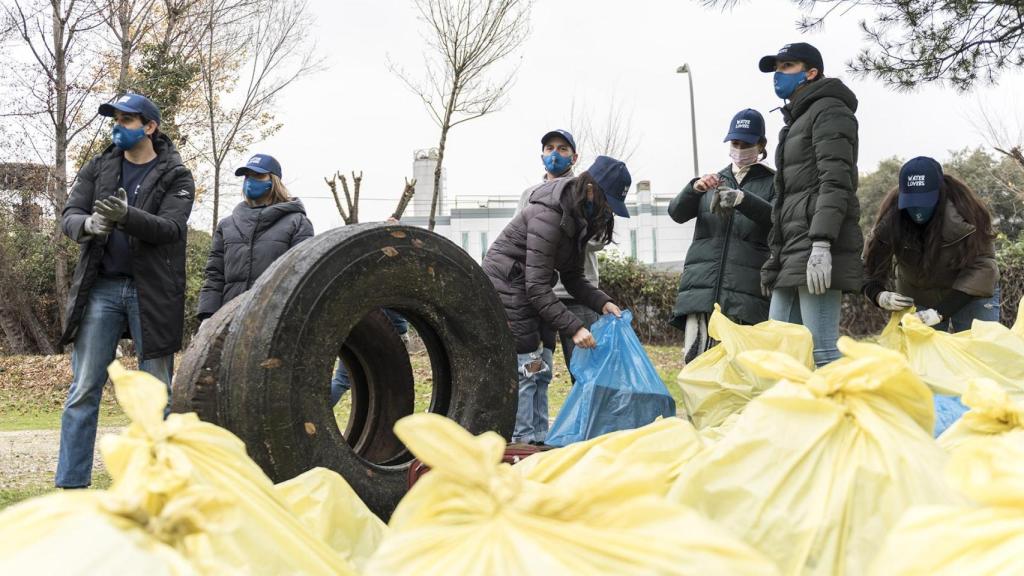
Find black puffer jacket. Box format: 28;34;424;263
60;134;195;359
483;178;612;353
198;199;313;318
762;77;864;292
669;163;775;327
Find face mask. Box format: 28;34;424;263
543;152;573;175
905;206;935;225
729;144;760;167
773;70;808;99
243;177;273;200
112;124;146;150
584;200;595;218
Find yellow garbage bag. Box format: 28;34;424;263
512;417;703;497
366;413;779;576
99;362;358;575
899;312;1024;399
937;379;1024;451
870;430;1024;575
677;305;814;429
669;338;960;576
0;490;204;575
274;467;387;570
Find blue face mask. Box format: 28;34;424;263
584;200;595;218
773;70;808;99
905;206;936;225
243;177;273;200
112;124;147;150
543;152;573;175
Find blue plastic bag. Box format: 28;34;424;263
545;310;677;447
933;394;968;437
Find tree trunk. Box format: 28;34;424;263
211;167;220;236
52;0;71;332
0;302;32;355
429;90;458;232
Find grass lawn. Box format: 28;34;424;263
0;471;111;511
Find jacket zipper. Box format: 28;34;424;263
246;211;261;288
712;173;736;306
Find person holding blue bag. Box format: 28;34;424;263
483;156;630;445
545;309;677;447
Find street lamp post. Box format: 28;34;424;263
676;64;699;176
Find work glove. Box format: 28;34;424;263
94;187;129;224
877;291;914;311
711;188;743;216
761;283;772;298
84;213;112;237
806;241;832;295
914;308;943;327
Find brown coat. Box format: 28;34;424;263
483;177;611;353
864;201;998;309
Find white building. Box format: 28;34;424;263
402;150;695;272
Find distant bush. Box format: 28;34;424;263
597;252;681;345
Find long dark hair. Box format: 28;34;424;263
568;171;615;246
865;174;994;275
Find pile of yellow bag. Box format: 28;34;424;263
677;304;814;430
872;378;1024;575
0;363;384;575
365;413;778;576
670;338;960;576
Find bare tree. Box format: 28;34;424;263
190;0;318;235
325;170;362;225
390;0;532;230
568;94;640;170
972;100;1024;174
2;0;106;329
99;0;157;92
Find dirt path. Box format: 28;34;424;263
0;427;119;490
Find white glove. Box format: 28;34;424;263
84;214;112;237
915;308;943;327
94;187;128;223
717;188;744;209
806;241;832;295
877;291;914;311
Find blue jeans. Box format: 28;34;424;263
939;286;1001;333
330;361;351;406
769;286;842;367
513;346;553;444
56;278;173;487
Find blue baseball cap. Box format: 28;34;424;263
759;42;825;74
898;156;943;209
541;129;576;153
99;93;161;125
235;153;283;178
724;109;765;144
587;156;632;218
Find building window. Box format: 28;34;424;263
461;231;470;251
480;231;488;261
630;229;638;259
652;233;658;264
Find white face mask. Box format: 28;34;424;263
729;143;760;167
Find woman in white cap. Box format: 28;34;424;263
863;156;998;332
669;109;776;363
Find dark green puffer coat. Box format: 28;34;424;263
761;77;864;292
669;163;775;327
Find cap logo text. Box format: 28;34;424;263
906;174;927;187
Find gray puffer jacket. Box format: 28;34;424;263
483;177;612;354
198;199;313;318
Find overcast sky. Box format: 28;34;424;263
200;0;1024;233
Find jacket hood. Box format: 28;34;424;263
787;77;858;120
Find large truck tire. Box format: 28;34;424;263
173;300;415;465
218;223;517;519
170;292;250;421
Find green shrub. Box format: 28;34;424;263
597;252;681;344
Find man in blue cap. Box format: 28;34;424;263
56;92;195;488
516;129;602;389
